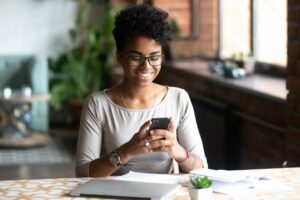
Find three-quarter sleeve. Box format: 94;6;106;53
176;90;208;169
76;95;102;177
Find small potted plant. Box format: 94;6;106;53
188;175;213;200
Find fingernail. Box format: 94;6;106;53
150;130;153;135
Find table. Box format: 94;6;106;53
0;168;299;199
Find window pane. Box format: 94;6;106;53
254;0;287;66
220;0;251;59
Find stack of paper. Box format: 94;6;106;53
112;171;188;184
190;169;288;194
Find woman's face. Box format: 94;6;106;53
118;36;163;87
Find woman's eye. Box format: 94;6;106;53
130;56;143;61
150;56;160;61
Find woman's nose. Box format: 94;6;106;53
140;57;152;69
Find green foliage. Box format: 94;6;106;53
49;1;115;111
190;175;212;189
170;18;181;38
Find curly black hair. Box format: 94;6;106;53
112;4;172;51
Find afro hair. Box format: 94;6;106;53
112;4;172;51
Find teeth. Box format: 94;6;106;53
139;72;151;77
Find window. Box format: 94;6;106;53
254;0;287;66
220;0;287;67
220;0;251;59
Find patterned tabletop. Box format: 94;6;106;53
0;167;299;200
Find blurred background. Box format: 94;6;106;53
0;0;298;180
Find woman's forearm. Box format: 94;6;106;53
89;146;131;177
89;155;118;177
178;154;204;173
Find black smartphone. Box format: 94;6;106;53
149;118;170;130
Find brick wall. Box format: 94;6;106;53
111;0;219;58
154;0;219;58
287;0;300;166
153;0;191;37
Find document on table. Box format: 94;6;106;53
112;171;188;184
190;168;290;194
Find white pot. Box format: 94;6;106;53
188;187;213;200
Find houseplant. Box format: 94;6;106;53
48;0;116;125
188;175;213;200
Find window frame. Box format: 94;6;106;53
219;0;286;78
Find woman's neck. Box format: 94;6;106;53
119;82;156;109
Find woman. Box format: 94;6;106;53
76;4;207;177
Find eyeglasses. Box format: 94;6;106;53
119;51;164;67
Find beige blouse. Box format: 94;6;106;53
76;87;207;177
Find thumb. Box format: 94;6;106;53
139;120;152;137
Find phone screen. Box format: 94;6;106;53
149;118;170;130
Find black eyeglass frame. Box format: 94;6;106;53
119;51;165;67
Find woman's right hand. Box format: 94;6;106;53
117;120;152;163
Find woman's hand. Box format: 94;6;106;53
147;118;187;161
118;120;153;162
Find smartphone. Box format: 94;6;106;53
149;118;170;130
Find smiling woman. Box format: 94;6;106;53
75;4;208;178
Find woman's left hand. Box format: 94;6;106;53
147;118;186;160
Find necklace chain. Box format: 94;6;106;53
121;85;156;109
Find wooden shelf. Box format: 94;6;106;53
0;133;50;148
0;93;50;103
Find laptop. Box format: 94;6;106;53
69;179;179;200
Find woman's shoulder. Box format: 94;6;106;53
83;90;108;107
87;90;106;100
167;86;189;98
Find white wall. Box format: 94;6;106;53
0;0;77;58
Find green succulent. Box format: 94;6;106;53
190;175;212;189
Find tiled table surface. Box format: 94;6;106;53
0;167;299;199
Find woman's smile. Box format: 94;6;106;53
135;70;155;81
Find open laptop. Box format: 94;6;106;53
69;179;179;200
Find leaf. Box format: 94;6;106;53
190;175;212;189
48;0;116;112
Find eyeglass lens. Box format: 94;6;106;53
121;52;164;66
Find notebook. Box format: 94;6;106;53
69;179;179;200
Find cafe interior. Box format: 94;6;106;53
0;0;298;184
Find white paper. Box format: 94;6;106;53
191;168;249;183
212;178;289;194
190;169;290;194
112;171;188;184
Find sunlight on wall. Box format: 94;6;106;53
0;0;77;57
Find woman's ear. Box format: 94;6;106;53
116;51;122;64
